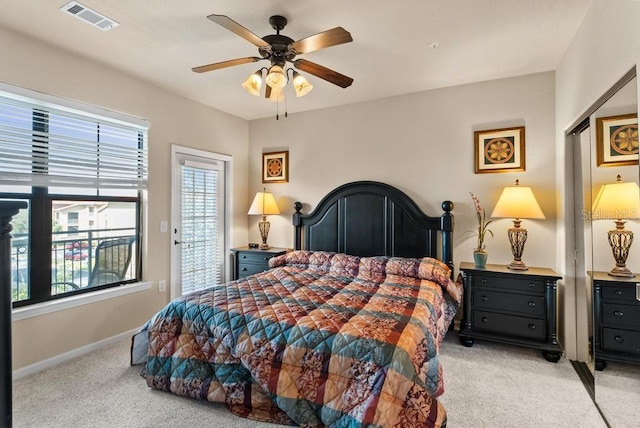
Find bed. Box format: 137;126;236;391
131;181;461;427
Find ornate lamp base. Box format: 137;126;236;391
507;220;529;271
258;215;271;250
607;224;635;278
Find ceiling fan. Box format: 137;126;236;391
192;14;354;98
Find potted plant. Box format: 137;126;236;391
470;192;493;267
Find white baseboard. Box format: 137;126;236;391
12;328;137;380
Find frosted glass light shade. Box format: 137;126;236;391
491;181;545;220
292;71;313;97
248;191;280;215
265;65;287;90
592;175;640;220
241;70;263;96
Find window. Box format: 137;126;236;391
0;83;148;307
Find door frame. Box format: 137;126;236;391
170;144;233;299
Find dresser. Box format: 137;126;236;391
459;262;563;362
592;271;640;371
231;246;289;280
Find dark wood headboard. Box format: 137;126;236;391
292;181;454;271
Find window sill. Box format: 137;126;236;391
11;281;153;322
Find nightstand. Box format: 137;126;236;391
459;262;563;362
592;271;640;371
231;246;289;280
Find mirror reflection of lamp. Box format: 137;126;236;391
248;188;280;250
591;174;640;277
491;180;545;270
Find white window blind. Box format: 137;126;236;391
180;160;224;295
0;84;148;190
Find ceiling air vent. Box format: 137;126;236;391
60;1;119;31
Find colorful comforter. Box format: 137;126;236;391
132;251;462;427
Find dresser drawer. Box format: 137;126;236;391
602;328;640;354
602;303;640;329
473;310;546;340
473;289;545;317
600;282;640;303
474;274;545;294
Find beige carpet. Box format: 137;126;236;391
13;332;606;427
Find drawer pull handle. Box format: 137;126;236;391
615;336;624;344
528;282;536;288
528;302;536;308
614;311;624;318
241;267;247;272
614;290;623;296
481;317;488;323
242;255;247;259
263;257;269;261
528;324;536;331
480;279;488;284
481;296;488;302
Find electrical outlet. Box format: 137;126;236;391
158;280;166;293
160;221;168;233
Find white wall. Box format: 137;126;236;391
0;25;251;369
249;72;557;281
556;0;640;360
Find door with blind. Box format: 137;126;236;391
171;146;228;297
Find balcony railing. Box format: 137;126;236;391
11;227;136;302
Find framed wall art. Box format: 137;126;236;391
474;126;525;174
262;150;289;183
596;114;639;167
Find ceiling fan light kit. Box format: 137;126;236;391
194;13;353;108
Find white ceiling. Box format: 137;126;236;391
0;0;593;120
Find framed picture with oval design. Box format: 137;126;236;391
595;114;639;167
262;150;289;183
474;126;525;174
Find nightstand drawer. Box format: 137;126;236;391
474;275;545;294
473;310;546;340
602;303;640;328
602;328;640;354
238;262;269;277
473;289;545;317
600;283;639;302
237;252;274;264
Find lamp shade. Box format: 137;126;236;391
248;191;280;215
491;180;545;220
592;175;640;220
265;65;287;90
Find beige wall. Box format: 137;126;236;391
0;26;251;369
249;72;558;274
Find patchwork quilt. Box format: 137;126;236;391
132;251;462;427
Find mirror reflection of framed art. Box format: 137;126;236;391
595;114;639;167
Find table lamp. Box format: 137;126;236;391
591;174;640;277
248;188;280;250
491;179;545;270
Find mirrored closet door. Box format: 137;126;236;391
572;69;639;427
589;74;639;427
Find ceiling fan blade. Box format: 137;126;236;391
192;57;262;73
289;27;353;54
207;14;270;49
293;59;353;88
